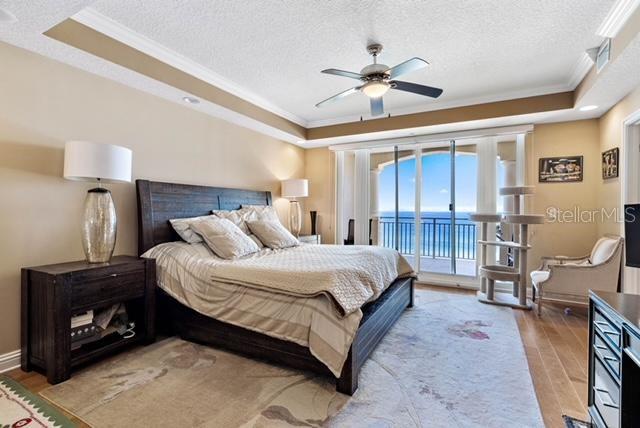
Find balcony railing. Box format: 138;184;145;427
379;216;477;260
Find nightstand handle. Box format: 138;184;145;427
110;273;118;277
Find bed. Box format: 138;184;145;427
136;179;414;395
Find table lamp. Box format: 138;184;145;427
64;141;132;263
281;179;308;237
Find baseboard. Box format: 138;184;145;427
0;349;21;373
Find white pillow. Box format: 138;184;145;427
169;215;216;244
247;220;299;249
190;217;260;259
242;205;280;223
211;207;257;234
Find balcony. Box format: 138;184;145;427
379;216;477;276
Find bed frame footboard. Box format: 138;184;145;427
158;277;414;395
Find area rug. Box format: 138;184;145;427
563;415;591;427
41;289;544;427
0;374;75;428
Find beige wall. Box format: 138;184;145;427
0;42;304;354
303;147;334;244
598;86;640;236
528;120;601;272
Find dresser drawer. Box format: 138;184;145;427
594;309;621;350
594;358;620;428
594;333;620;379
70;266;145;310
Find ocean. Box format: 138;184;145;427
377;211;476;258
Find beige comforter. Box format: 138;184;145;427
202;243;414;316
143;242;414;376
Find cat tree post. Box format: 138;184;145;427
468;214;502;295
472;187;543;310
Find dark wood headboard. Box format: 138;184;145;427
136;179;272;255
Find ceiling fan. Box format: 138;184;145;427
315;43;443;117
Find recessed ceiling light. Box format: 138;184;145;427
579;105;598;112
182;96;200;104
0;8;17;23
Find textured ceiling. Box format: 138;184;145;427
0;0;635;147
89;0;615;125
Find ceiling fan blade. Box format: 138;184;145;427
391;80;443;98
321;68;364;80
370;97;384;116
315;86;362;108
386;57;429;79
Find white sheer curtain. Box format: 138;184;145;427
476;138;498;264
354;149;371;245
334;151;345;245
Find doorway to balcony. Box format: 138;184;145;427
372;141;479;276
334;125;529;285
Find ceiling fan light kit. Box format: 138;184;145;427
361;81;390;98
316;43;443;117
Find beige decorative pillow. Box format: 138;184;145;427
247;220;299;249
242;205;280;223
211;208;257;234
169;215;216;244
190;217;260;259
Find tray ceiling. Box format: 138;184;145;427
87;0;614;126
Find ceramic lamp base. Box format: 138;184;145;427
82;188;117;263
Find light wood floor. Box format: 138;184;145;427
6;286;589;427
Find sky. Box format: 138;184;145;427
378;152;502;213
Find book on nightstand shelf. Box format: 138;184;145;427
69;305;134;350
71;310;93;328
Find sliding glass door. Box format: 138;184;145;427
337;129;527;281
419;142;455;274
370;146;417;269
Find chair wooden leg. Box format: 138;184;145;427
537;289;543;316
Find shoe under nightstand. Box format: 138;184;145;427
21;255;156;384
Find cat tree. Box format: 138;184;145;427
469;186;544;309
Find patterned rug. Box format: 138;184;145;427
563;415;591;427
0;375;75;428
41;289;544;427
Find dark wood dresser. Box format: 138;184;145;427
589;291;640;428
21;256;156;384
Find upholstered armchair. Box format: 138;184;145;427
530;236;624;315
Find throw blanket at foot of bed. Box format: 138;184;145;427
203;244;415;316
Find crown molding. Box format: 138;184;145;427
567;53;594;89
71;8;308;127
597;0;640;37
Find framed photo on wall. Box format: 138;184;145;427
602;148;619;179
539;156;583;183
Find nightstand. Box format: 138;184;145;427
299;234;322;244
21;256;155;384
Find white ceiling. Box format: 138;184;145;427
86;0;614;126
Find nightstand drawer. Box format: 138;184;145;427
71;267;145;310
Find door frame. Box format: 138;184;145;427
621;108;640;293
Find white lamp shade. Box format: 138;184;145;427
281;178;308;198
64;141;132;183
